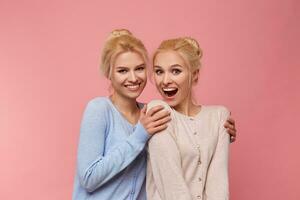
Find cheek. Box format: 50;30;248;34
178;74;191;89
140;71;147;80
153;75;161;86
111;74;125;85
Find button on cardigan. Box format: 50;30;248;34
146;100;230;200
73;97;150;200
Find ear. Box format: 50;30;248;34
192;69;199;84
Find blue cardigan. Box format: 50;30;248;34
72;97;150;200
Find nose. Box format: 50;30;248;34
162;73;171;85
128;71;138;82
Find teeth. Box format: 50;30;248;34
126;84;139;90
162;87;178;97
163;88;177;92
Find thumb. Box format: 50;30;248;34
139;106;146;120
141;105;147;115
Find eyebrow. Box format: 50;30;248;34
135;63;146;68
115;66;128;70
154;64;183;69
116;63;145;70
170;64;183;68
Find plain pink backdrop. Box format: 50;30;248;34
1;0;299;199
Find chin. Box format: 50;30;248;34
162;98;177;107
126;92;142;99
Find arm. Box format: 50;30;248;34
76;100;149;192
148;129;193;200
204;107;230;200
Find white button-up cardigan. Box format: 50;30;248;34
146;100;230;200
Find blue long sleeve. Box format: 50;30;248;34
76;98;150;193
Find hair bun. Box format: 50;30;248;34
107;29;132;41
183;37;202;57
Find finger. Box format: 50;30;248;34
227;117;235;125
147;105;165;116
142;105;147;113
152;116;171;127
151;109;170;121
149;124;168;134
230;135;236;143
224;122;230;128
142;104;147;113
139;107;146;119
224;122;236;132
227;128;236;137
224;122;233;129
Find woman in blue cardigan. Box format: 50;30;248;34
72;29;236;200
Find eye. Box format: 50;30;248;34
117;69;128;74
155;69;163;75
136;66;145;71
172;68;182;75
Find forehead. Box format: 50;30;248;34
154;50;187;68
114;51;145;67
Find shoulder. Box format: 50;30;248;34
146;100;172;113
84;97;111;113
147;100;176;134
204;105;230;120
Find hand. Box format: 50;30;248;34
140;105;171;135
224;116;237;143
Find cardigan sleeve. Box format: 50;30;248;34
146;100;193;200
204;107;230;200
76;98;150;193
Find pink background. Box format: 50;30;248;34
1;0;299;199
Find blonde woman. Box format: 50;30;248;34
72;30;236;200
72;29;171;200
147;38;231;200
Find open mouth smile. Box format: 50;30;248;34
162;87;178;97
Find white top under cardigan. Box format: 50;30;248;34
146;100;230;200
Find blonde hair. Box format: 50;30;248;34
153;37;203;73
100;29;148;79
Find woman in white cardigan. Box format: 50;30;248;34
147;37;231;200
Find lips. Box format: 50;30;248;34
125;83;141;91
162;87;178;97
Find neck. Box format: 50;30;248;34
110;93;139;115
173;94;200;117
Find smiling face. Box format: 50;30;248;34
153;50;198;109
110;51;147;100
